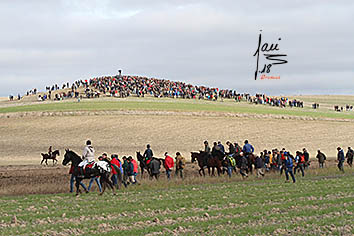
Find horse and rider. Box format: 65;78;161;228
41;146;60;165
192;140;256;178
62;140;122;195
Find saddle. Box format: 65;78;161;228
78;162;95;176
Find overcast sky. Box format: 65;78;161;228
1;0;353;96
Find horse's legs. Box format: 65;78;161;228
75;178;81;196
208;167;211;176
40;158;44;165
141;168;144;179
106;178;116;195
100;181;106;195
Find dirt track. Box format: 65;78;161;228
0;162;200;195
0;160;343;196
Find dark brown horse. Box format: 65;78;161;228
191;151;223;176
41;150;60;165
137;151;150;178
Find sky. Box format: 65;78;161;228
0;0;353;96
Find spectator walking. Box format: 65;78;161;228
150;158;161;180
164;152;174;180
303;148;310;169
316;150;326;168
255;154;265;178
337;147;345;172
285;153;296;183
127;156;137;184
175;152;186;179
346;147;353;167
294;151;305;177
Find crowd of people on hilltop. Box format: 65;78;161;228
60;138;354;194
8;74;303;108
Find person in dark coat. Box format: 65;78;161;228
316;150;326;168
226;141;236;156
285;153;296;183
217;141;225;154
255;155;264;178
143;144;154;162
337;147;345;172
303;148;310;169
150;158;161;180
346;147;353;167
122;156;129;187
239;154;248;179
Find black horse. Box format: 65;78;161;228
137;151;150;178
41;150;60;165
191;151;223;176
62;149;116;196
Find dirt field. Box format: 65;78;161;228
1;111;354;166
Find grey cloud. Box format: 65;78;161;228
0;0;353;96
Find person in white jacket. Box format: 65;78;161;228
78;140;95;168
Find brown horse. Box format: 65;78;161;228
245;153;256;174
41;150;60;165
191;151;222;176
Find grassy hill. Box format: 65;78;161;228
1;96;354;120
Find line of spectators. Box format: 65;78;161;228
12;74;305;107
248;94;304;108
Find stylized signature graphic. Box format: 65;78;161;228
253;30;288;80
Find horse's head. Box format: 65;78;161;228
62;149;72;166
136;151;142;161
53;150;60;156
191;152;198;163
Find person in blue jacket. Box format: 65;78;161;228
242;140;254;158
285;153;296;183
337;147;345;172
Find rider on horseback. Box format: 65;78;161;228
242;140;254;159
204;141;211;154
78;140;95;172
143;144;154;164
48;146;52;157
226;141;236;156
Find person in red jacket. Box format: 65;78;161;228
164;152;174;180
131;157;139;183
110;154;120;187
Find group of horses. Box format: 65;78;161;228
43;148;256;196
191;149;256;176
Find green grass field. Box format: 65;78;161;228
1;168;353;236
1;97;354;120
